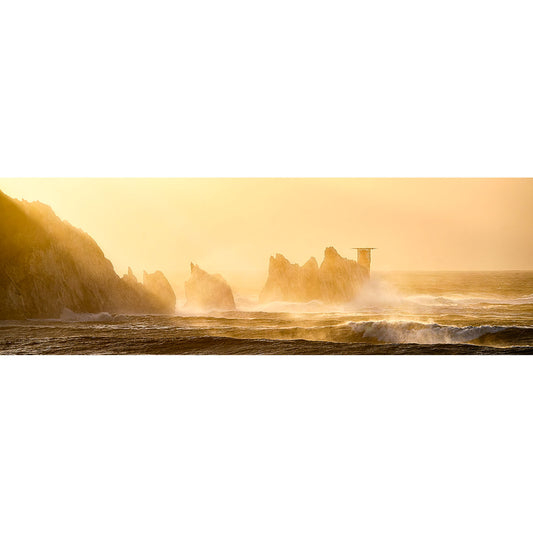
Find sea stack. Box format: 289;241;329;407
143;270;176;314
184;263;236;311
259;255;321;303
319;246;369;303
0;190;175;319
259;246;369;304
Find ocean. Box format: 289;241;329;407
1;271;532;355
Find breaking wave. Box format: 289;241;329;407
60;309;114;322
346;320;533;346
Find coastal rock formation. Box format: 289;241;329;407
259;255;321;303
0;190;175;319
143;270;176;314
185;263;236;311
319;247;369;303
122;267;138;286
259;246;369;304
121;267;177;315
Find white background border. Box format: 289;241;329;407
2;356;533;533
1;0;532;178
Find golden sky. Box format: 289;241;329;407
1;178;532;290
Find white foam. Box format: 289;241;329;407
347;320;510;344
60;308;114;322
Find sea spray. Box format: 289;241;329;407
346;320;533;346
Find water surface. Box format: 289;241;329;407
1;272;532;354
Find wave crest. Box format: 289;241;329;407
60;309;114;322
346;320;533;346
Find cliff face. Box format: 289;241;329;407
0;190;175;319
185;263;236;311
259;247;369;304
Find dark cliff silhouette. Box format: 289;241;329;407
0;190;175;319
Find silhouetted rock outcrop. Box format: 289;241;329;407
259;254;321;303
143;270;176;314
122;267;138;286
120;266;177;314
0;190;175;319
185;263;236;311
319;247;369;303
259;247;369;304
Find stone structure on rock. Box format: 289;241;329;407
259;246;370;304
0;190;175;319
353;248;375;271
184;263;236;311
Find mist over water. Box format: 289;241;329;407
1;179;532;354
1;271;532;354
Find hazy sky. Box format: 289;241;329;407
1;178;531;289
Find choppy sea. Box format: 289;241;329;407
1;272;532;355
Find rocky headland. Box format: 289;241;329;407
259;246;369;304
0;190;176;319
